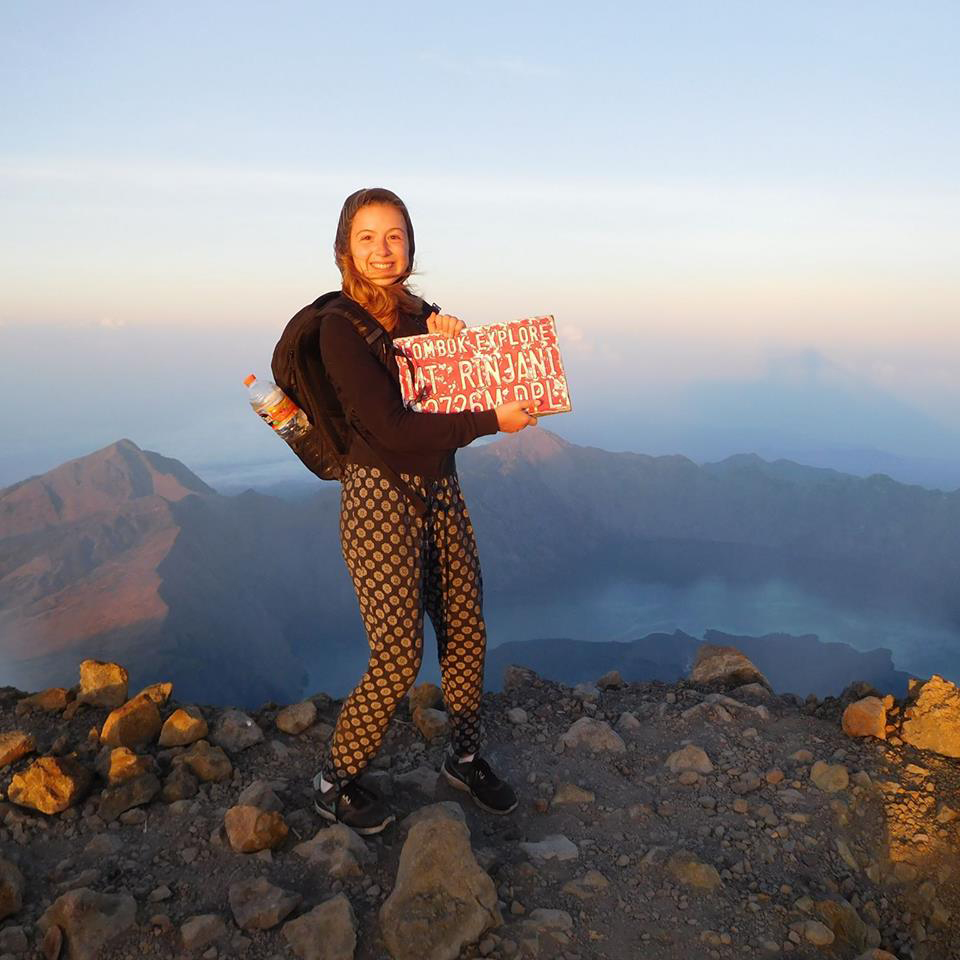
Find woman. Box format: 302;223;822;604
312;187;538;835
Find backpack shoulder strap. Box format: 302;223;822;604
311;293;430;518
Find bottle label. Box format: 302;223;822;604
258;395;300;431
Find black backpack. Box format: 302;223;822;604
270;291;434;516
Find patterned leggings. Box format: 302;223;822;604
322;463;487;787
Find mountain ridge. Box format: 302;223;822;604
2;432;958;705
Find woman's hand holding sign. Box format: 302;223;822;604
424;310;540;432
495;399;538;432
426;312;465;337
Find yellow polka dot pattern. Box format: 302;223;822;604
322;463;487;787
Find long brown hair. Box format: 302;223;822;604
334;187;422;332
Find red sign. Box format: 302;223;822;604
394;315;572;416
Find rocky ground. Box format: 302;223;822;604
1;647;958;960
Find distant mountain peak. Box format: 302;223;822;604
0;439;213;539
482;426;572;466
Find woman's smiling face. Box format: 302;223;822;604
349;203;410;286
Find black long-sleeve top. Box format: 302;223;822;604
319;300;500;479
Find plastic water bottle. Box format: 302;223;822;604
244;374;310;442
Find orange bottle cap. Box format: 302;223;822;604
243;374;256;387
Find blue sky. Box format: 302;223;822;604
2;1;959;486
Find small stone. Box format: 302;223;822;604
0;731;36;769
0;924;28;953
520;835;579;861
597;669;623;689
790;749;814;764
503;664;540;693
293;823;375;877
0;858;25;921
689;644;769;688
667;850;722;891
38;888;137;960
98;772;161;822
237;779;283;812
573;682;600;702
136;682;173;705
95;746;156;785
557;717;626;753
181;914;227;953
158;706;208;747
100;695;162;749
412;706;449;741
561;870;609;900
616;711;642;733
162;765;199;802
211;710;264;753
551;783;595;807
9;756;92;814
810;761;849;793
394;765;437;797
665;744;713;774
507;707;528;725
842;697;887;740
228;876;301;930
175;740;233;782
15;687;70;714
78;660;129;708
283;894;357;960
275;701;317;735
223;805;288;853
408;682;443;712
803;920;835;946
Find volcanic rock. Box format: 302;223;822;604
0;858;25;921
842;697;887;739
98;772;161;822
558;717;626;753
223;805;288;853
0;731;35;769
283;893;357;960
38;887;137;960
689;643;769;689
228;876;301;930
409;682;443;712
810;760;850;793
901;675;960;758
8;756;92;814
158;705;208;747
211;709;264;753
95;746;156;785
15;687;70;715
413;706;449;740
665;744;713;774
380;809;500;960
666;850;723;891
100;694;161;748
175;739;232;782
77;659;129;708
294;824;375;878
180;913;227;952
275;700;317;735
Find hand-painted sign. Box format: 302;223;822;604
394;315;572;416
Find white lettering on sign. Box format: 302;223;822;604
394;316;572;417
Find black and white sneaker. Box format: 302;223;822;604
312;773;395;836
441;752;518;815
